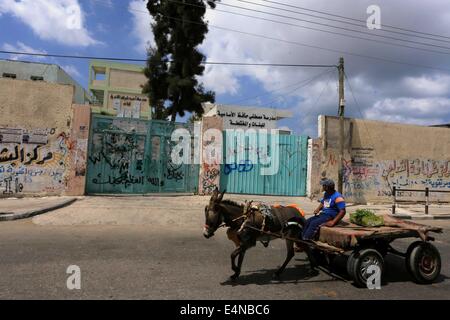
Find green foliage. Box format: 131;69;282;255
350;209;385;227
143;0;217;121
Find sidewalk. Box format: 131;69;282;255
348;203;450;220
0;196;77;221
2;194;449;225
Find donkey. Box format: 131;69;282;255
203;188;306;280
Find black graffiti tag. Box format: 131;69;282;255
166;161;184;182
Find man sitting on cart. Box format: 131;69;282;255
302;178;346;241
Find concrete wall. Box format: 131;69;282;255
0;78;88;197
198;116;223;195
312;115;450;204
66;105;91;196
109;68;147;90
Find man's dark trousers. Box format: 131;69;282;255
302;214;332;240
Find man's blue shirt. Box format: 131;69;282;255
320;191;346;218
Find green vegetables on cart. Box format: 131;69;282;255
350;209;385;227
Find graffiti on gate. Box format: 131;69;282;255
92;173;164;188
89;132;144;176
166;160;184;181
224;160;254;175
279;142;303;177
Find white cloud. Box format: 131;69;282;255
0;0;99;47
367;97;450;125
402;74;450;97
61;64;81;78
128;0;450;134
128;0;153;53
2;41;47;60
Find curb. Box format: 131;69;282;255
87;193;195;197
389;214;450;221
0;198;77;221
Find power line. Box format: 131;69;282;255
232;0;450;44
190;2;450;57
0;50;335;67
301;68;337;122
156;12;450;73
6;2;450;73
213;0;450;52
225;68;334;105
109;0;450;71
256;68;335;107
258;0;450;41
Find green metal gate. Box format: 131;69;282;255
220;131;308;196
86;115;198;194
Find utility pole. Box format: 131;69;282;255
337;57;345;194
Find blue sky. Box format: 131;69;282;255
2;0;450;137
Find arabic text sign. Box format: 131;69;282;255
216;109;279;130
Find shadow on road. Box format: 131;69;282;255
382;254;449;286
220;263;340;286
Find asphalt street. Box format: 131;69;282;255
0;217;449;299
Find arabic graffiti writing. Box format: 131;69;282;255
88;132;144;176
2;176;23;195
92;173;164;188
166;160;184;181
0;128;72;197
341;153;450;201
224;160;254;175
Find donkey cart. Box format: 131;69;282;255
301;215;443;287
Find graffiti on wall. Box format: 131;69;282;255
0;128;72;196
340;147;450;200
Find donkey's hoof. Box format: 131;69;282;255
230;274;240;281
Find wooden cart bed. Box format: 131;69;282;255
317;215;443;250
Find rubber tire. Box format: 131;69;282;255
405;241;422;276
406;242;441;284
347;249;384;288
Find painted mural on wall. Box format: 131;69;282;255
341;147;450;201
0;127;72;197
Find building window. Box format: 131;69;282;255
30;76;44;81
94;72;106;81
2;73;16;79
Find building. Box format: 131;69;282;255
0;76;90;198
202;102;293;132
0;59;90;105
88;60;151;119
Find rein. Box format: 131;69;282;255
216;213;248;229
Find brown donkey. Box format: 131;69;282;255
203;188;305;280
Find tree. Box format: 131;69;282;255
143;0;217;122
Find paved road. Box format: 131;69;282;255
0;216;449;299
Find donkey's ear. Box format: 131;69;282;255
211;187;219;199
218;189;226;201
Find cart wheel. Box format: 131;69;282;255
405;241;422;276
347;249;384;288
406;242;441;284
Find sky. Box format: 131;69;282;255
1;0;450;137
